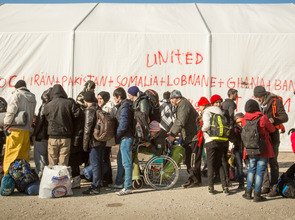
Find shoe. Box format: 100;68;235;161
186;182;202;188
267;190;279;197
82;187;100;195
237;184;244;190
242;189;252;200
181;181;192;188
208;187;214;194
253;192;267;202
108;183;123;189
116;188;132;196
261;187;270;194
71;176;81;189
223;187;230;195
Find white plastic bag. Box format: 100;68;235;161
39;165;73;199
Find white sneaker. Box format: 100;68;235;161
116;188;132;196
108;183;123;189
71;176;81;189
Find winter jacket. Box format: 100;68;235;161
233;124;243;153
201;106;224;144
159;99;175;132
43;84;80;139
0;97;7;113
222;98;237;127
133;92;151;118
169;98;198;145
76;80;97;110
4;87;36;132
242;111;276;158
101;100;116;147
261;92;288;126
115;99;134;141
83;103;105;152
33;88;52;141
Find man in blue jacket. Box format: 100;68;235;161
113;87;134;196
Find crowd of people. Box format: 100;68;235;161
0;79;294;201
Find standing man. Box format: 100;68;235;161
113;87;134;196
167;90;200;188
43;84;81;166
82;91;105;194
3;80;36;175
222;89;238;127
254;86;288;197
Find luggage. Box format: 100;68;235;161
25;181;40;195
0;174;15;196
163;145;185;179
93;110;116;142
39;166;73;198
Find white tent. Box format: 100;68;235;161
0;3;294;151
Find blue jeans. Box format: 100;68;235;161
120;137;133;190
234;150;244;185
115;148;125;185
89;143;105;188
246;156;268;193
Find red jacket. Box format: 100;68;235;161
242;111;276;159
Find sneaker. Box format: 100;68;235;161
223;187;230;195
82;187;100;195
108;183;123;189
71;176;81;189
116;188;132;196
267;190;279;197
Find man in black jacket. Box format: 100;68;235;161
43;84;81;166
221;89;238;127
82;91;105;194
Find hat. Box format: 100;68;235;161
149;120;161;133
254;86;267;97
14;80;26;89
210;94;223;104
170;90;182;99
98;91;110;103
128;86;139;96
197;97;210;107
84;91;96;103
245;99;261;113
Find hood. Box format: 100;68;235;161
83;80;96;92
121;99;133;108
244;111;263;121
160;99;170;104
263;92;277;105
102;100;114;111
51;84;68;99
204;106;223;115
17;88;36;103
41;87;52;103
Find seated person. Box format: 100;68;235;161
140;121;167;156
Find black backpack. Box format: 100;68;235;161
277;172;295;198
208;113;230;142
144;89;161;122
134;110;150;142
241;116;266;156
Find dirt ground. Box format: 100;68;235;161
1;150;295;220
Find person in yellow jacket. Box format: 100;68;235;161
3;80;36;175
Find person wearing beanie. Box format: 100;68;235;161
200;96;230;194
81;90;106;195
97;91;116;187
210;94;223;107
76;80;96;110
168;92;199;188
241;99;276;202
128;86;151;119
2;80;36;175
253;86;288;197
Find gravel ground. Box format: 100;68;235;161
1;152;294;220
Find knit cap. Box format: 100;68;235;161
128;86;139;96
170;90;182;99
197;97;210;107
149;120;161;132
254;86;267;98
245;99;261;113
210;94;223;104
84;91;96;103
15;80;26;89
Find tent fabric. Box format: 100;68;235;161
0;3;295;151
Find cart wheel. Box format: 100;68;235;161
132;178;144;190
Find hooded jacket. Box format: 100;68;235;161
4;87;36;132
222;98;237;126
115;99;134;141
76;80;96;110
242;111;275;158
169;97;198;145
43;84;81;139
201;106;224;144
262;92;288;126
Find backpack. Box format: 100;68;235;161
241;116;266;156
134;110;150;141
208;113;230;142
0;174;15;196
8;159;38;192
144;89;161;122
93;110;116;142
277;173;295;198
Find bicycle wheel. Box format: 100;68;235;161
143;155;179;190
